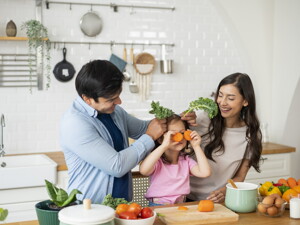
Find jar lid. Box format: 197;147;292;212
58;200;115;225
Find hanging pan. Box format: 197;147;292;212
53;47;76;82
80;11;103;37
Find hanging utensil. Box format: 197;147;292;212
129;47;139;93
80;11;103;37
122;47;131;82
53;47;76;82
134;52;155;101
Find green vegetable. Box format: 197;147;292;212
45;179;82;207
184;97;218;119
278;185;290;194
0;208;8;221
149;101;174;119
101;194;131;209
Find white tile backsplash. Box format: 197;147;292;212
0;0;245;154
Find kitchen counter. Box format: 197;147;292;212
6;142;296;172
5;202;300;225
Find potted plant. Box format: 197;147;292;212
0;208;8;224
35;180;82;225
21;19;51;91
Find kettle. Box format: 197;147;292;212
59;199;115;225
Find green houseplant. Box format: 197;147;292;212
35;180;82;225
21;19;51;91
0;208;8;223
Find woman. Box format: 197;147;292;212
188;72;262;203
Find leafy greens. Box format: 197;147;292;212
101;194;131;209
149;101;174;119
184;97;218;119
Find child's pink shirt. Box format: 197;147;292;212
145;155;197;204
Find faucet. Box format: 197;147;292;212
0;114;5;157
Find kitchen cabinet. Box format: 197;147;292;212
0;171;67;223
245;153;291;184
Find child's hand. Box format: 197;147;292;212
161;130;177;149
189;130;201;148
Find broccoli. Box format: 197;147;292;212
101;194;130;209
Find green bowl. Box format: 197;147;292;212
225;182;258;213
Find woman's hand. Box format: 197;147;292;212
180;111;198;127
206;189;225;203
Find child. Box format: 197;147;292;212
139;114;211;206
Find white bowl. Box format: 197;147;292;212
114;211;156;225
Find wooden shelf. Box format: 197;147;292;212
0;36;48;41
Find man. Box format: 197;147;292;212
60;60;196;203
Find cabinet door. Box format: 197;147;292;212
57;171;69;190
245;153;291;184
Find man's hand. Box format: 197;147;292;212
180;111;198;127
146;118;167;140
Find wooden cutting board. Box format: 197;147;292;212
154;204;239;225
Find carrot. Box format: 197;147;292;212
298;179;300;186
183;130;192;141
198;200;214;212
177;206;188;211
172;133;183;142
278;178;289;187
287;177;297;188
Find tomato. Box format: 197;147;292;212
116;203;129;215
127;202;142;216
141;207;153;218
118;211;137;220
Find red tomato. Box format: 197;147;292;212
141;207;153;218
127;203;142;216
118;211;137;220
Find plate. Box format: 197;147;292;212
80;11;103;37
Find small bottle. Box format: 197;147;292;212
290;196;300;219
261;123;269;143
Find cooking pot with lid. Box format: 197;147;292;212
59;199;115;225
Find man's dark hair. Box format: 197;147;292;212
75;60;124;101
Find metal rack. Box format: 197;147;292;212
0;54;39;88
50;40;175;49
45;1;175;12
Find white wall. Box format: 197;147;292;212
0;0;298;174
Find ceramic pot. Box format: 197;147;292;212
6;20;17;37
35;200;60;225
59;199;115;225
225;182;258;213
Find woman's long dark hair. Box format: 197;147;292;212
203;73;262;172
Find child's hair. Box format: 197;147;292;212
156;114;194;164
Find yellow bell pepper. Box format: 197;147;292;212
259;181;273;196
266;186;282;197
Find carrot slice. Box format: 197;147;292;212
177;206;188;211
183;130;192;141
172;133;183;142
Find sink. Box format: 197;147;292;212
0;154;57;190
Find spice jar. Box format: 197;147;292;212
290;195;300;219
